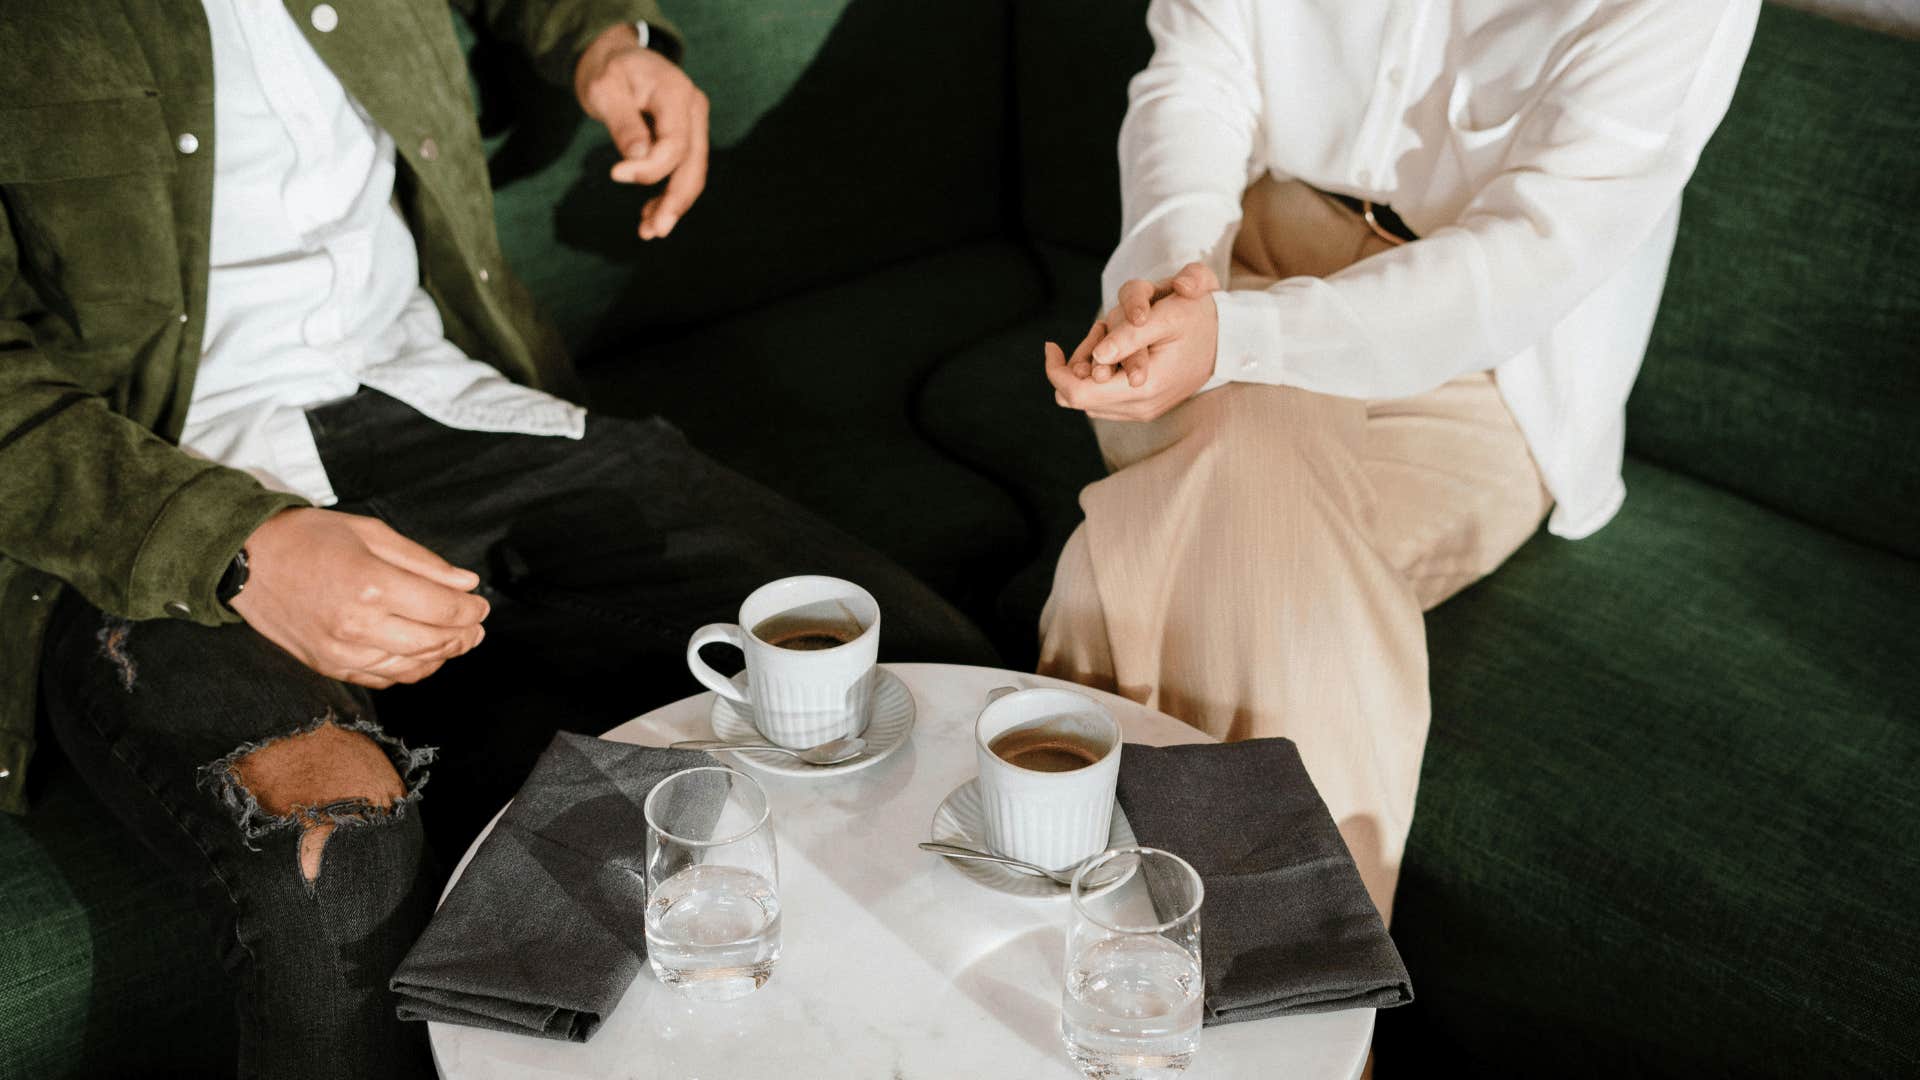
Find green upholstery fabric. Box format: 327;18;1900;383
1012;0;1150;256
0;760;233;1077
474;0;1009;357
917;246;1109;662
1379;458;1920;1076
1630;5;1920;559
583;242;1046;619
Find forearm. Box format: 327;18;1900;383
1103;0;1260;312
0;372;307;623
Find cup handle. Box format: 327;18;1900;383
985;685;1018;706
687;624;753;705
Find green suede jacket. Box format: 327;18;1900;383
0;0;673;813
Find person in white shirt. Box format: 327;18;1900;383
1038;0;1760;920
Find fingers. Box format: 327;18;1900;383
615;65;692;186
1091;304;1179;367
341;655;446;690
641;92;709;239
1044;341;1076;396
602;113;654;172
586;72;654;169
1067;321;1107;379
355;519;479;591
1170;261;1220;298
366;563;490;629
347;612;485;658
1117;279;1158;327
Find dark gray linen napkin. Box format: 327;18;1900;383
390;733;716;1041
1115;738;1413;1025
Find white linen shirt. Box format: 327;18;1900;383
1107;0;1760;538
182;0;585;506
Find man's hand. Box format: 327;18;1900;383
574;23;709;240
1045;262;1222;422
230;509;489;690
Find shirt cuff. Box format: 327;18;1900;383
1199;288;1282;394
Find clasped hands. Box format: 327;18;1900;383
1044;262;1223;422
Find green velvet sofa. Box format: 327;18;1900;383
3;2;1914;1076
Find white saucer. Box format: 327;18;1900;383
927;778;1136;900
707;665;915;778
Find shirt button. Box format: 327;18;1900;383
176;132;199;155
310;4;338;32
1386;67;1404;87
165;601;191;617
418;137;439;162
1356;168;1372;187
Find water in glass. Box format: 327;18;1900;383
1062;933;1203;1078
645;863;782;1001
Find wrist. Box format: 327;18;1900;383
216;546;251;611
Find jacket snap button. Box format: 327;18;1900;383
419;137;439;162
176;132;199;154
311;4;338;32
165;600;191;617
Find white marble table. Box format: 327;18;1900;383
431;663;1373;1080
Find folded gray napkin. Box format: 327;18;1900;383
391;733;716;1041
1115;738;1413;1025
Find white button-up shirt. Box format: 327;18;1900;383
182;0;584;506
1107;0;1759;538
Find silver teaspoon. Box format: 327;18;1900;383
918;841;1128;888
670;735;866;766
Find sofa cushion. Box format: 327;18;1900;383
915;246;1109;662
1381;457;1920;1077
1630;4;1920;559
1012;1;1152;257
471;0;1009;355
583;241;1047;616
0;761;233;1078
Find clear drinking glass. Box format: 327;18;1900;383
643;766;782;1001
1061;846;1205;1079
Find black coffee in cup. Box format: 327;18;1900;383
752;599;864;651
989;726;1106;773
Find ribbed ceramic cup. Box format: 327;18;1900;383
975;688;1122;872
686;576;880;748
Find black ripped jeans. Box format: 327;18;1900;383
39;390;998;1080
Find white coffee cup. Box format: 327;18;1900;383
686;576;880;748
975;687;1122;872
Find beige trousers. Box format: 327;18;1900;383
1038;178;1551;923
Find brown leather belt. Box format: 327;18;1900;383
1325;191;1419;245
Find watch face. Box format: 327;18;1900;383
218;549;251;604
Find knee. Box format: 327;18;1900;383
201;716;433;885
1130;384;1365;523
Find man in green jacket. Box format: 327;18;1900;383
1;3;992;1075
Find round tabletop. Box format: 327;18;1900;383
430;663;1373;1079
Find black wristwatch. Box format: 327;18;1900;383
216;547;251;609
